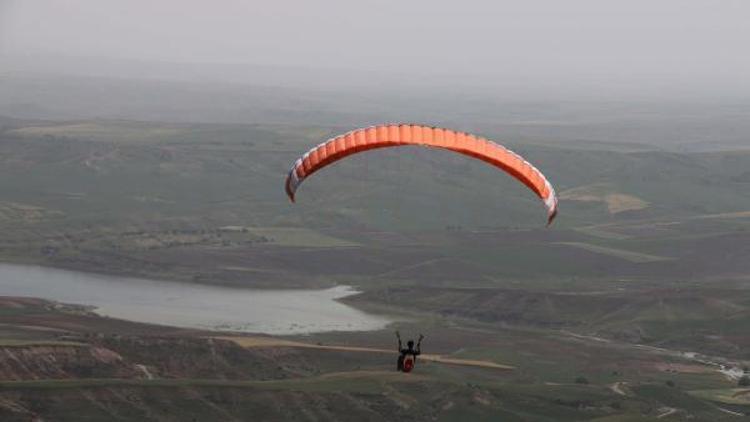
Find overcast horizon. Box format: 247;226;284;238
2;0;749;100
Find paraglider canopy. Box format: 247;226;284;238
285;124;558;225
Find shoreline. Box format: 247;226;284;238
0;262;393;336
0;256;337;291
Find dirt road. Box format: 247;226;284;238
219;336;514;370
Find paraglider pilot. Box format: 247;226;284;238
396;331;423;372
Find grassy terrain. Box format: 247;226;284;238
550;242;673;263
0;87;749;419
2;115;750;347
0;297;747;421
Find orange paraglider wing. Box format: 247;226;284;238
285;124;558;225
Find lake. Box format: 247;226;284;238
0;264;391;335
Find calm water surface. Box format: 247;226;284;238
0;264;391;335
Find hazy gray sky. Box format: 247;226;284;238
2;0;749;95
